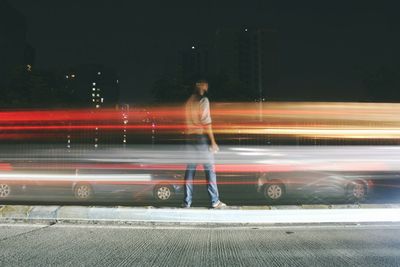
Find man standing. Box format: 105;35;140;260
183;79;227;209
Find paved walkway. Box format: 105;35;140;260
1;223;400;266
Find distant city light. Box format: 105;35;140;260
116;80;119;84
92;82;96;86
244;28;248;32
26;64;32;72
191;46;196;49
92;88;95;91
71;74;75;78
66;75;69;79
98;71;101;75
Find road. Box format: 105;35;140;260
0;223;399;266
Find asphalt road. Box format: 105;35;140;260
0;223;399;266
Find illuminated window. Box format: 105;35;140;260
71;74;75;78
191;46;195;49
92;82;96;86
92;88;96;91
98;71;101;75
66;75;69;79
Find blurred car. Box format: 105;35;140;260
257;171;374;203
70;169;184;203
0;164;184;203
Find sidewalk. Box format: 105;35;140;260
1;204;400;226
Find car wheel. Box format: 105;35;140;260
154;185;174;202
0;183;11;199
74;184;93;201
263;182;285;201
347;180;367;201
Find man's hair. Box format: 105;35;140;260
195;79;208;85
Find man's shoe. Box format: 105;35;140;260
181;203;191;208
212;201;227;209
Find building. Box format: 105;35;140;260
0;0;35;87
115;103;129;146
214;27;278;100
179;44;213;83
63;64;120;148
63;64;120;108
176;28;278;100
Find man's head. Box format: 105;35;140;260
194;79;209;96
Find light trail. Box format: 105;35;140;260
1;102;400;140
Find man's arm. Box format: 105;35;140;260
205;124;219;153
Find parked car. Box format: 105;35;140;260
0;165;184;203
257;171;374;203
70;169;184;202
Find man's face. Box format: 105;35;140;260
196;82;209;95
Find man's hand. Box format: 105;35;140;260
210;142;220;153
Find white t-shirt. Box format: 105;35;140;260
185;94;212;135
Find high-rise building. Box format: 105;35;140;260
0;0;35;87
214;28;278;100
63;64;120;148
179;44;212;83
63;64;120;108
177;28;278;100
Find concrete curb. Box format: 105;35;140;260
1;204;400;225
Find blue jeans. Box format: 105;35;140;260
184;134;220;206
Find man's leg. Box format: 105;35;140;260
204;163;220;206
183;163;197;207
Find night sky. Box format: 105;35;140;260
11;0;400;103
